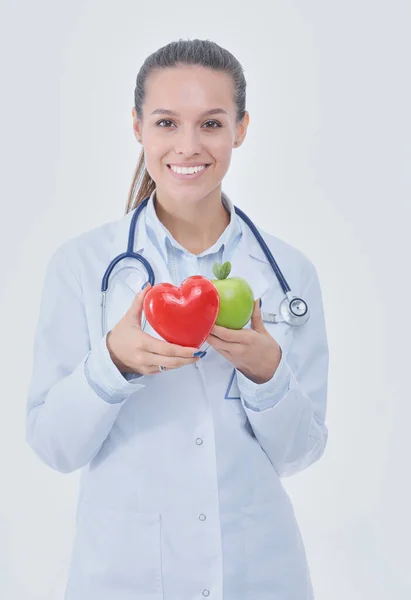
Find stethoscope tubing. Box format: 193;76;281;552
100;197;309;336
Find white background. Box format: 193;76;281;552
1;1;410;598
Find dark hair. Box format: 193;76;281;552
125;38;247;214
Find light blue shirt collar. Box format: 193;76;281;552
144;189;242;263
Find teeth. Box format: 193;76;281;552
170;164;206;175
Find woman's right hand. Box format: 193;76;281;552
106;283;203;376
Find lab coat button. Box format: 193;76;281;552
196;438;203;445
199;513;206;521
202;591;210;597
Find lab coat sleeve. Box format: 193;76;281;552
236;259;329;478
84;333;145;400
26;244;146;474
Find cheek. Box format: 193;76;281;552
208;138;233;169
142;140;164;175
215;151;233;175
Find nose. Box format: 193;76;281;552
173;126;202;156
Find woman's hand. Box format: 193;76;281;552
106;284;202;375
206;299;282;384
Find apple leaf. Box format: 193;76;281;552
212;262;221;279
221;261;232;279
212;261;232;280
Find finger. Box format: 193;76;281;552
127;283;152;327
205;336;231;359
134;363;184;376
209;323;247;343
144;363;199;376
206;330;232;351
139;350;201;371
141;334;201;358
154;355;201;369
250;298;266;333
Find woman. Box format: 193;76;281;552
26;38;329;600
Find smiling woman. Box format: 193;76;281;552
26;38;329;600
129;60;249;249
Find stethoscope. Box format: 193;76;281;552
101;197;310;336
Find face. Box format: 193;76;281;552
132;66;249;205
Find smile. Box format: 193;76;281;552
167;164;211;180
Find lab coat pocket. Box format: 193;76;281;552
68;503;164;599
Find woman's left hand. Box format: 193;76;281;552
205;299;282;384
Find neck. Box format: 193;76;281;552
153;187;231;255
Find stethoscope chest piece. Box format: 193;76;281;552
280;293;310;326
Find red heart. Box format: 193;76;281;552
143;276;220;348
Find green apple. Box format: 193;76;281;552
211;261;254;329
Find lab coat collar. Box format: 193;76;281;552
106;194;271;309
144;189;242;265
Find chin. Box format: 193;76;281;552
170;189;209;204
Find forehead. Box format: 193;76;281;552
143;66;235;115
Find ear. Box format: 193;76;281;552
234;111;250;148
132;107;143;144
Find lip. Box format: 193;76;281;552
167;164;211;180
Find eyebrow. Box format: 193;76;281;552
149;108;228;117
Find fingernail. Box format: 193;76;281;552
199;351;207;358
259;298;262;308
193;351;203;357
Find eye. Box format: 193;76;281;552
203;120;222;128
157;119;175;127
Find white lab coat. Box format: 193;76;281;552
26;203;329;600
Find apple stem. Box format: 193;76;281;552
212;261;232;280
